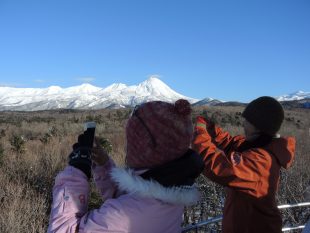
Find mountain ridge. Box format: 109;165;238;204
0;78;199;111
0;78;309;111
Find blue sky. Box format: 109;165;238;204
0;0;309;102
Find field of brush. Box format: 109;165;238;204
0;106;309;232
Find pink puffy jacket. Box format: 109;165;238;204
47;159;200;233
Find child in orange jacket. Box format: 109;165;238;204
192;96;295;233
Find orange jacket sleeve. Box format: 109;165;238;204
206;123;244;155
192;127;270;197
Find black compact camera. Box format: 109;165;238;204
83;121;96;147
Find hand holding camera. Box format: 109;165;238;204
68;122;96;179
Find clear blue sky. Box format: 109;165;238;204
0;0;309;102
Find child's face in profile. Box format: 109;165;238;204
243;119;260;141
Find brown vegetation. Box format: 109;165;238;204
0;106;309;232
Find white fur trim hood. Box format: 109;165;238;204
110;167;200;206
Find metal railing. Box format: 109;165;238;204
182;202;310;232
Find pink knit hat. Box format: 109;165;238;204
126;99;193;169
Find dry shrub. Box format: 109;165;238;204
0;172;48;233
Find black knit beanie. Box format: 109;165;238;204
242;96;284;136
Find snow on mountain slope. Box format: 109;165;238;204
276;91;310;101
101;83;127;93
192;97;222;106
0;77;199;111
0;79;308;111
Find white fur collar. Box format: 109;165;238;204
110;167;200;206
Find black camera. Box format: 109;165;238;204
83;121;96;147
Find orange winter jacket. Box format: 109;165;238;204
192;123;295;233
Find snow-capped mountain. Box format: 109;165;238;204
192;97;222;106
193;91;310;107
0;79;308;111
0;77;199;111
276;91;310;101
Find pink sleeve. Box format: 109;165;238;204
78;199;129;232
47;166;90;233
92;159;118;200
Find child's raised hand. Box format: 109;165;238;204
195;116;208;130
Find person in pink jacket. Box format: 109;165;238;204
47;99;204;233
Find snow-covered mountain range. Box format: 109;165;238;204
276;91;310;101
0;78;308;111
0;77;198;111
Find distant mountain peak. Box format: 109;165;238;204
139;77;168;88
78;83;96;87
64;83;102;94
102;83;127;92
74;83;101;90
0;79;198;111
276;90;310;101
134;77;195;104
145;76;164;83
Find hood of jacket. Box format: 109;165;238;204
265;136;295;169
110;167;200;206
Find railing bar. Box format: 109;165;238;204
278;202;310;209
182;216;223;232
282;225;305;231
